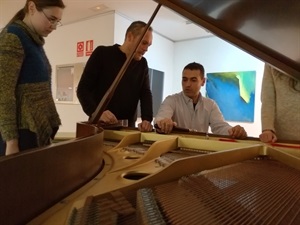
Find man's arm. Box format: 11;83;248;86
209;101;232;135
77;47;102;117
154;96;177;134
138;64;153;132
139;66;153;123
208;101;247;139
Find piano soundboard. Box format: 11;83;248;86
29;129;300;225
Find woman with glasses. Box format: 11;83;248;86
0;0;65;156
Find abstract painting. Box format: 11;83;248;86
206;71;256;122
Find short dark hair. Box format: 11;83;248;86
125;21;153;37
183;62;205;77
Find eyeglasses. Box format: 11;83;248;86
41;10;62;27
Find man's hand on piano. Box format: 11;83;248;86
138;120;153;132
155;119;177;134
99;110;118;124
228;125;247;139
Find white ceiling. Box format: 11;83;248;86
0;0;211;41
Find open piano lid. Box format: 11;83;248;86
153;0;300;80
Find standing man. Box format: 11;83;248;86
77;21;153;131
155;62;247;139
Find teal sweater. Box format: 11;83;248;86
0;20;61;146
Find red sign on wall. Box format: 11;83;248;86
77;41;84;57
85;40;94;56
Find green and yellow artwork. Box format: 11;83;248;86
206;71;256;122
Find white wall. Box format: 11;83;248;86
146;33;174;99
172;36;265;137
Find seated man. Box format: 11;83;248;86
154;62;247;139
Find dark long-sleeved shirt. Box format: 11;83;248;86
77;44;153;127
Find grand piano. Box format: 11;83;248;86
0;0;299;225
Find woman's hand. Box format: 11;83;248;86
259;130;277;143
6;139;19;156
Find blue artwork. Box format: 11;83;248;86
206;71;256;122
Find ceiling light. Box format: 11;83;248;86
90;4;108;12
